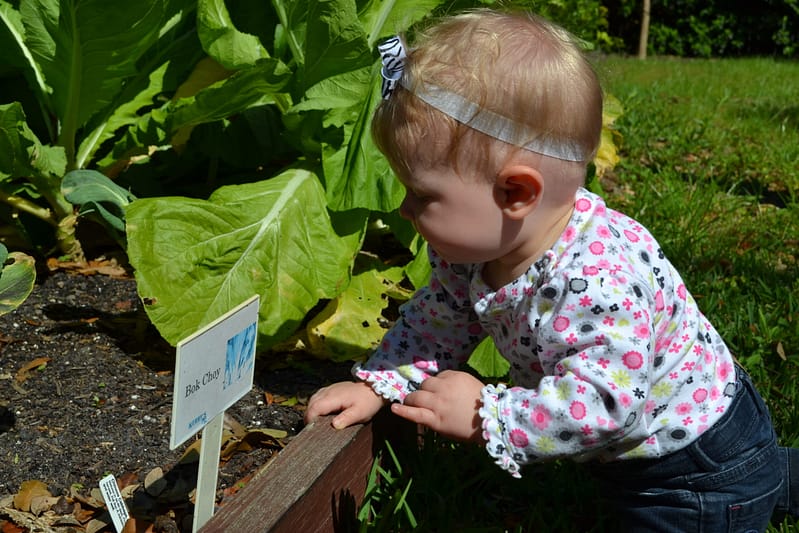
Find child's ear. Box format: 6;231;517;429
496;165;543;219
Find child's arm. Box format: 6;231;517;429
355;249;485;403
304;381;388;429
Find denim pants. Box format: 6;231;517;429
589;365;796;533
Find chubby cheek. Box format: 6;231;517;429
420;215;498;262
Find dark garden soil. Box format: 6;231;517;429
0;261;352;532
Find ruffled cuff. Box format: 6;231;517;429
479;383;522;478
351;362;407;403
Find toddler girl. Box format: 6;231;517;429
305;9;799;532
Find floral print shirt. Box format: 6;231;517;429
354;188;737;478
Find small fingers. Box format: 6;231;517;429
304;388;335;423
402;389;436;409
391;402;437;428
331;408;362;429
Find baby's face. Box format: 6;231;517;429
396;163;508;265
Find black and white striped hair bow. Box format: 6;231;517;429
378;36;406;99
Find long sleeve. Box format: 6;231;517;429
353;249;488;402
479;266;658;476
477;189;736;477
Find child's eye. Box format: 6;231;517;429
406;188;430;202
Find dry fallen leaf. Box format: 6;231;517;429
51;515;82;527
223;413;247;438
12;480;51;512
46;257;128;278
0;506;58;533
1;520;25;533
120;483;139;500
29;495;59;516
72;502;95;524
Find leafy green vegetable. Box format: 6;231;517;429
62;169;136;244
197;0;268;69
126;168;362;348
0;243;36;316
306;262;411;361
121;0;446;347
0;102;70;226
0;0;199;255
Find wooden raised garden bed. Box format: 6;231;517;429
200;411;397;532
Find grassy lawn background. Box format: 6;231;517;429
358;56;799;532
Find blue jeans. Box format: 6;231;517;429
589;365;796;533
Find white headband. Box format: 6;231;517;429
377;36;589;162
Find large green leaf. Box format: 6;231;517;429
169;58;292;129
0;0;48;96
300;0;373;91
321;65;403;212
291;67;373;115
104;57;292;163
306;262;411;361
357;0;446;47
77;63;172;169
126;168;361;347
0;102;65;183
0;246;36;316
197;0;268;69
77;6;202;167
20;0;167;163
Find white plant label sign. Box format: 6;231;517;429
170;295;259;449
99;474;129;533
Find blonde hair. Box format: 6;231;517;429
372;9;603;181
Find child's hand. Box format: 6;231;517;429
304;381;387;429
391;370;485;443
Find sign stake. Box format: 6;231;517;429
192;412;225;532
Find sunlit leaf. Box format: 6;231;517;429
594;94;623;178
0;249;36;316
467;337;509;378
306;263;410;361
300;0;372;91
197;0;268;69
20;0;166;132
127;168;362;348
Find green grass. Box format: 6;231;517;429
358;56;799;532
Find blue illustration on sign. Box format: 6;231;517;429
224;322;256;390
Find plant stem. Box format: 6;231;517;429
0;190;58;227
271;0;304;67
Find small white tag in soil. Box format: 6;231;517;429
99;474;130;533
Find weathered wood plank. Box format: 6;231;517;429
200;413;385;533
